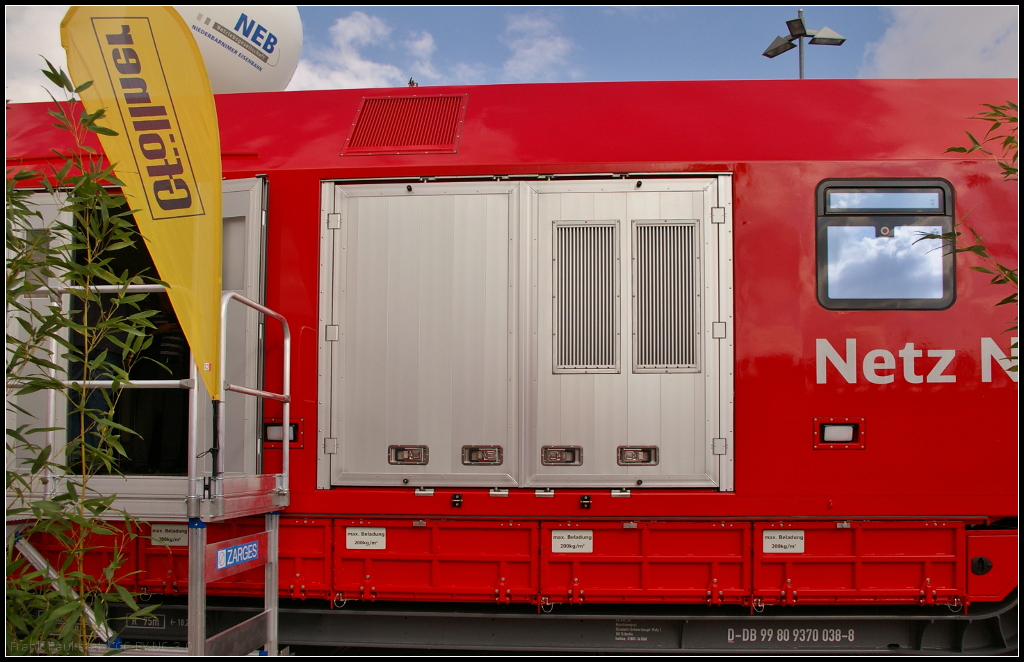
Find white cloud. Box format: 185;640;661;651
405;30;440;81
451;62;488;85
287;11;403;90
502;14;574;83
5;6;70;103
860;7;1019;78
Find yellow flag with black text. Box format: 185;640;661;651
61;6;222;399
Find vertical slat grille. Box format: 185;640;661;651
634;223;699;371
554;223;617;371
344;95;466;154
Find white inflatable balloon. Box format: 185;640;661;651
174;6;302;93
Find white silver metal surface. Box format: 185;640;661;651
264;512;280;655
205;610;271;657
527;179;732;488
220;178;267;478
319;183;520;487
318;177;735;491
61;379;194;389
187;522;207;656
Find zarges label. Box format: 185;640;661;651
552;530;594;553
763;530;805;553
216;540;260;570
346;527;386;549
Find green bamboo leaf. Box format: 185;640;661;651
113;583;139;611
88;125;119;137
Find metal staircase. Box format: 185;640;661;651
9;286;291;655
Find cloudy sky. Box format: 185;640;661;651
5;6;1019;103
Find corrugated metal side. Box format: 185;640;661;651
554;223;618;371
634;223;699;371
344;95;466;154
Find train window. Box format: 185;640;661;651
816;180;955;310
825;189;944;214
67;210;189;476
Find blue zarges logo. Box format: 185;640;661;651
216;540;260;570
91;18;204;220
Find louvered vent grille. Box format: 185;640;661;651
343;95;467;155
634;223;700;371
554;223;619;372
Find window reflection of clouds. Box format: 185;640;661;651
828;191;940;211
827;226;943;299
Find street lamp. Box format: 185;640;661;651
762;9;846;79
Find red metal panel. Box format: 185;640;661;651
137;522;190;596
276;517;333;600
753;522;966;606
333;519;539;603
137;517;332;599
215;517;329;598
137;520;266;597
540;521;751;605
5;78;1017;576
966;531;1017;602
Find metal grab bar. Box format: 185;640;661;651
62;379;194;389
217;291;291;495
55;284;168;294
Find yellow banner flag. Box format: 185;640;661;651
61;6;222;399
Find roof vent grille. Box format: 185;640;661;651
343;94;468;155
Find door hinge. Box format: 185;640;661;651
713;438;727;455
711;207;725;224
712;322;727;339
324;437;338;454
327;213;341;229
325;325;340;341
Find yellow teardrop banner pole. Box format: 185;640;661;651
61;6;222;400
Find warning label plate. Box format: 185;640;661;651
551;530;593;553
762;530;805;553
346;527;386;549
151;524;188;547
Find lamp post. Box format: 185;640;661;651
762;8;846;79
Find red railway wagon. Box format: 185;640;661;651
7;77;1018;653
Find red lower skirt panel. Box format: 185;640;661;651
28;518;1015;607
753;521;966;607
